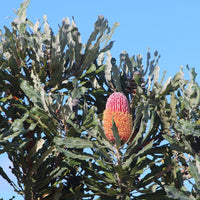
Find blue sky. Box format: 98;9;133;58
0;0;200;199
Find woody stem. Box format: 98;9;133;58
114;145;124;200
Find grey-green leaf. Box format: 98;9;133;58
54;137;94;149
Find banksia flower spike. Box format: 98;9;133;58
103;92;132;142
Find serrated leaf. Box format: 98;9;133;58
160;76;172;95
105;51;112;81
163;135;186;152
148;65;160;92
135;189;172;200
97;52;105;66
0;166;13;185
134;74;141;85
136;139;154;158
189;160;200;191
43;15;51;39
81;64;96;78
56;146;93;160
170;92;177;122
14;0;30;23
85;15;107;53
54;137;93;149
34;166;66;191
174;120;200;137
102;22;119;48
196;155;200;173
31;70;50;113
30;146;55;174
100;41;114;53
83;107;97;128
112;64;122;91
165;186;195;200
1;112;29;140
20;80;43;108
124;139;153;169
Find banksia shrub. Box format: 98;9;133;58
103;92;132;142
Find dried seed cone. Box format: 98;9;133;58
103;92;132;142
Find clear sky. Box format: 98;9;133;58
0;0;200;199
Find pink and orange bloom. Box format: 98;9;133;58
103;92;132;142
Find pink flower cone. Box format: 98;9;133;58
103;92;132;142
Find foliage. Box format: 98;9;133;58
0;1;200;199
